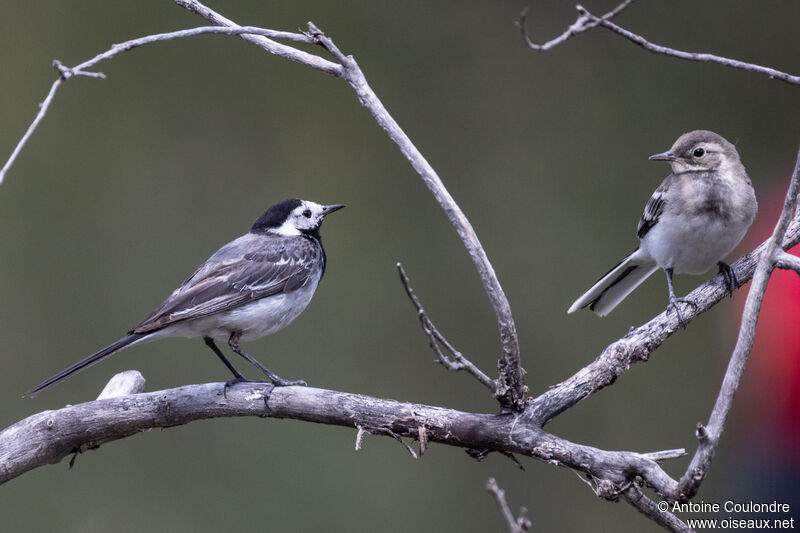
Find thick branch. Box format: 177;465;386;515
0;380;684;496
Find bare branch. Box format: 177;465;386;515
397;262;496;392
52;59;106;80
518;3;800;87
0;24;338;184
0;76;63;184
515;0;634;51
775;250;800;277
581;5;800;86
298;19;526;409
170;2;342;75
640;448;687;463
0;381;687;496
674;145;800;501
486;478;532;533
623;485;690;533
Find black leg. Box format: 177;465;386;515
717;261;737;296
204;336;249;398
664;268;696;329
227;332;307;387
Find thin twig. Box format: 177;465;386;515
640;448;687;463
674;146;800;501
359;426;418;459
0;76;63;184
486;478;532;533
355;425;366;451
582;5;800;86
301;20;526;410
0;25;338;184
397;262;496;393
516;0;634;50
172;1;343;76
519;2;800;87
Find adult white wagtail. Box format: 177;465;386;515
27;198;344;396
568;130;757;324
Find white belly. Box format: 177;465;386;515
153;281;319;342
640;214;748;274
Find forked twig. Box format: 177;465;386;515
397;263;496;392
486;478;532;533
518;2;800;86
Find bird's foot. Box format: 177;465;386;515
717;261;737;296
667;297;697;329
223;376;251;398
270;376;307;387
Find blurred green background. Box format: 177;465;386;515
1;1;798;531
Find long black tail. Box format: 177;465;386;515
25;333;148;397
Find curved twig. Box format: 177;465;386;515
0;25;339;184
518;3;800;87
301;20;525;409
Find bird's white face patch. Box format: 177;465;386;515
272;201;326;236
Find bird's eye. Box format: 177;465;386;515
693;147;705;158
303;209;312;218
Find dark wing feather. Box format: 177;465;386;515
636;176;672;239
132;235;320;333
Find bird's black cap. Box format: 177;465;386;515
251;199;303;233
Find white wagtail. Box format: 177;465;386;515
27;198;345;396
568;130;757;324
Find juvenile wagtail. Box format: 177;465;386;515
568;130;757;324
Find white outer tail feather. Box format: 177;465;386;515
567;250;658;316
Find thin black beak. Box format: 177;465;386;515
648;151;676;162
322;204;346;216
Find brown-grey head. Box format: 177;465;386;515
648;130;741;174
